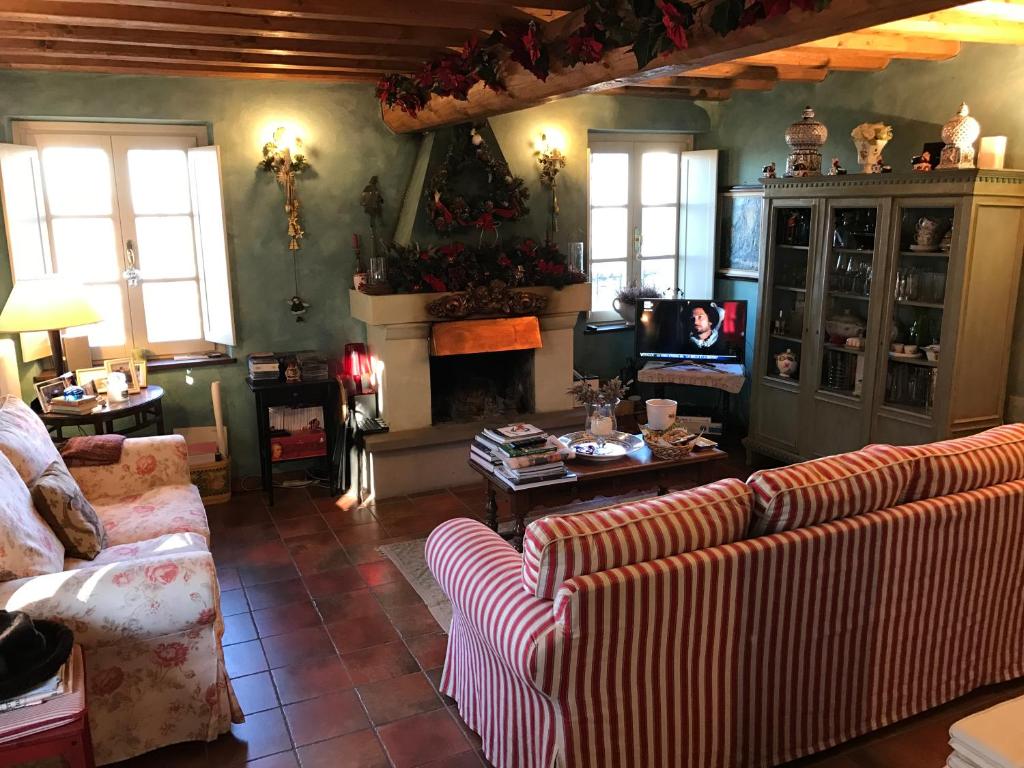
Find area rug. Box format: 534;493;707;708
377;490;657;633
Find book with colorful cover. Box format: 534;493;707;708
493;423;544;440
493;466;577;490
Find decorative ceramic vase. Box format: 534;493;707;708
586;399;618;449
911;217;941;251
775;349;798;379
853;138;888;174
784;106;827;177
612;298;637;324
938;103;981;169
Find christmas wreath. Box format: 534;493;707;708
425;127;529;235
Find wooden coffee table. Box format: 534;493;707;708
469;443;729;549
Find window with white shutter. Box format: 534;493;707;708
1;120;236;362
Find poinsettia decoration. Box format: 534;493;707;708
384;238;585;294
378;0;833;117
425;127;529;235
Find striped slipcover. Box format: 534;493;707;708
899;423;1024;501
747;444;913;534
521;478;752;599
427;480;1024;768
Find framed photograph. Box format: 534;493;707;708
34;376;68;414
717;185;763;280
135;361;148;388
104;357;140;394
76;366;108;394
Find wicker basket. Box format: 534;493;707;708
189;456;231;505
641;426;699;461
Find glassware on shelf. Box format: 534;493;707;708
568;242;586;278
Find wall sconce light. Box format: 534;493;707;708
259;126;310;251
260;126;312;321
535;132;566;244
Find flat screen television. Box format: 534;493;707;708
634;299;747;364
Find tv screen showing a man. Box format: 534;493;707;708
635;299;747;363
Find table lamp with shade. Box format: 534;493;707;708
0;275;102;378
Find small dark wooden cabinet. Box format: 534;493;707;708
246;377;339;504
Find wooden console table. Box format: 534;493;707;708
246;377;339;505
40;386;165;441
469;444;729;549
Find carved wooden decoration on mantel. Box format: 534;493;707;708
426;282;549;319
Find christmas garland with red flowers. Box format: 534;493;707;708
377;0;831;117
384;238;585;294
426;127;529;235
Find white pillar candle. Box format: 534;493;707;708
590;415;614;437
978;136;1007;169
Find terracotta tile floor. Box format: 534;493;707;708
108;453;1024;768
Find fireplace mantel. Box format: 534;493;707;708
349;283;591;326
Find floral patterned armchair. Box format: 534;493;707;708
0;395;241;765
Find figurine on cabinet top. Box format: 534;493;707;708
912;150;933;171
828;157;847;175
762;161;777;179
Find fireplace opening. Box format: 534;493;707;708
430;350;535;424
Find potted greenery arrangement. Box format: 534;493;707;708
568;377;627;449
613;283;661;323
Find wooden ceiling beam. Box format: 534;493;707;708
0;40;406;72
0;1;468;47
801;30;961;59
643;75;775;92
65;0;530;31
0;22;435;62
383;0;963;132
0;57;378;80
739;48;893;71
600;86;733;101
874;10;1024;43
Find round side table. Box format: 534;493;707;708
40;385;166;441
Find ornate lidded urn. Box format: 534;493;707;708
785;106;828;177
937;102;981;169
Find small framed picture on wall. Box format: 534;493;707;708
717;185;763;280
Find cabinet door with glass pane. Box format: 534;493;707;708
762;204;816;384
815;202;887;400
878;201;955;420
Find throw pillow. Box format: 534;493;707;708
30;461;107;560
0;395;63;485
0;452;64;580
521;478;752;599
747;444;913;535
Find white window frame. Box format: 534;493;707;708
587;132;718;322
7;120;235;360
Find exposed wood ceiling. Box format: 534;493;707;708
0;1;1019;126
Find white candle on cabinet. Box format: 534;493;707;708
978;136;1007;169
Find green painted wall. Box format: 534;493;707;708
0;70;708;478
704;43;1024;186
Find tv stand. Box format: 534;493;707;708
636;361;746;432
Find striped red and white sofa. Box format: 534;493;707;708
425;424;1024;768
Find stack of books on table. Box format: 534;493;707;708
248;353;281;382
48;395;99;415
471;423;577;490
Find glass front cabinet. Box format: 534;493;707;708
747;170;1024;463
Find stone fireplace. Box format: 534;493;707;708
349;283;590;497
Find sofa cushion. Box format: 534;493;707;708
0;395;63;485
0;451;64;580
747;444;912;535
900;423;1024;502
521;478;752;599
31;460;108;560
63;531;209;571
92;484;210;547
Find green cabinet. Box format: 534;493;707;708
746;170;1024;463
